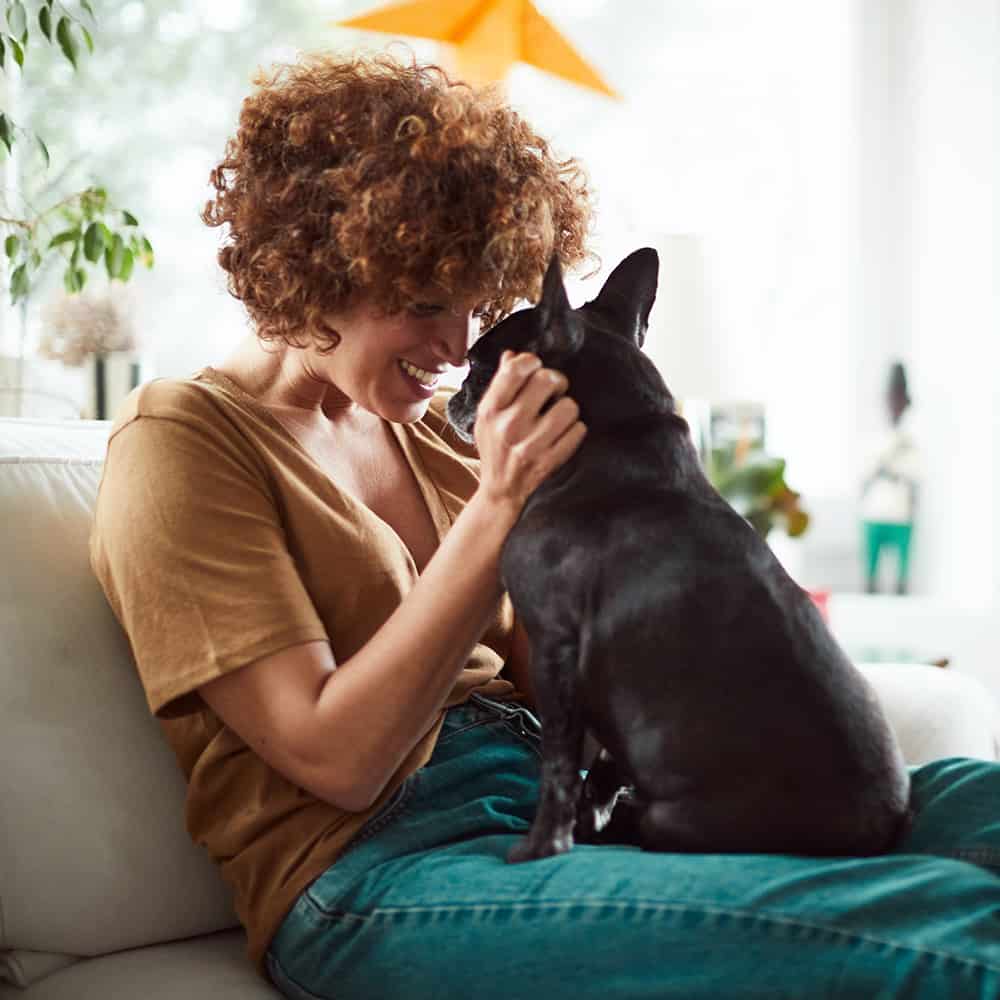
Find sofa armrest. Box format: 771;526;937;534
856;662;1000;765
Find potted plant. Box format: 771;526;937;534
707;437;829;620
707;443;810;541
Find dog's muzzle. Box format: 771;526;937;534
446;391;476;443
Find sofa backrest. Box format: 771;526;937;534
0;417;237;960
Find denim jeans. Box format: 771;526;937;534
266;693;1000;999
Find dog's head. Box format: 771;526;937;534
447;247;673;441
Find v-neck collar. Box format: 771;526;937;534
195;365;453;551
388;420;454;541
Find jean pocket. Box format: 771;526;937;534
342;769;420;855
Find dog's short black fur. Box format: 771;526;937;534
447;248;912;863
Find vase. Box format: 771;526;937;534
84;352;150;421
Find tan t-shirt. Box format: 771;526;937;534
89;367;518;977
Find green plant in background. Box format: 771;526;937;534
708;442;810;540
0;0;153;304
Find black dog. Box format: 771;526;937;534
447;248;911;863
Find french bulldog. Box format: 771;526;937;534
447;248;912;863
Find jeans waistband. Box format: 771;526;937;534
462;692;542;737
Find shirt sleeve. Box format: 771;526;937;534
90;411;328;720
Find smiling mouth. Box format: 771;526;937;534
399;359;441;388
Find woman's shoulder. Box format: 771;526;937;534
112;367;266;433
105;370;271;475
110;372;213;426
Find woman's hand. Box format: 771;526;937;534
472;350;587;518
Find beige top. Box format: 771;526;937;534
89;367;517;976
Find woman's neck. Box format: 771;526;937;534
217;334;359;424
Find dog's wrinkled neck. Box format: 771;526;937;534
558;332;675;436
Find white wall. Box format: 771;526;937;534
907;0;1000;603
777;0;998;611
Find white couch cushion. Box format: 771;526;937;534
0;951;78;989
0;930;278;999
0;418;238;962
856;662;1000;765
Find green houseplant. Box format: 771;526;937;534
707;441;810;540
0;0;154;305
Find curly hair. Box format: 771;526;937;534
202;51;595;346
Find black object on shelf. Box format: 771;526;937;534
92;353;141;420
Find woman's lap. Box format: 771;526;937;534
266;695;1000;1000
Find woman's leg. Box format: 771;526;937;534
899;756;1000;871
266;698;1000;1000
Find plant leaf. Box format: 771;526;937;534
38;4;51;41
82;220;105;261
48;229;78;248
9;36;23;68
63;264;86;293
122;209;138;226
55;16;76;68
9;261;28;302
118;247;134;281
4;234;18;258
80;24;93;53
105;232;125;278
36;133;49;166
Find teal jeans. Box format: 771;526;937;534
266;694;1000;999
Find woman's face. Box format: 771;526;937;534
310;295;483;423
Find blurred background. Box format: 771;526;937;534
1;0;997;675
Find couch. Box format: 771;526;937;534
2;415;998;999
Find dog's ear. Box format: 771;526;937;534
535;254;584;362
592;248;659;348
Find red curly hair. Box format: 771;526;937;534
202;51;595;346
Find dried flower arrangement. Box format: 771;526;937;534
38;289;138;367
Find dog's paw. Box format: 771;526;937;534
506;832;572;863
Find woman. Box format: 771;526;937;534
91;53;1000;999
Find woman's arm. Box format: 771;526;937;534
200;352;582;812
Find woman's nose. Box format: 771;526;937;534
434;311;480;366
